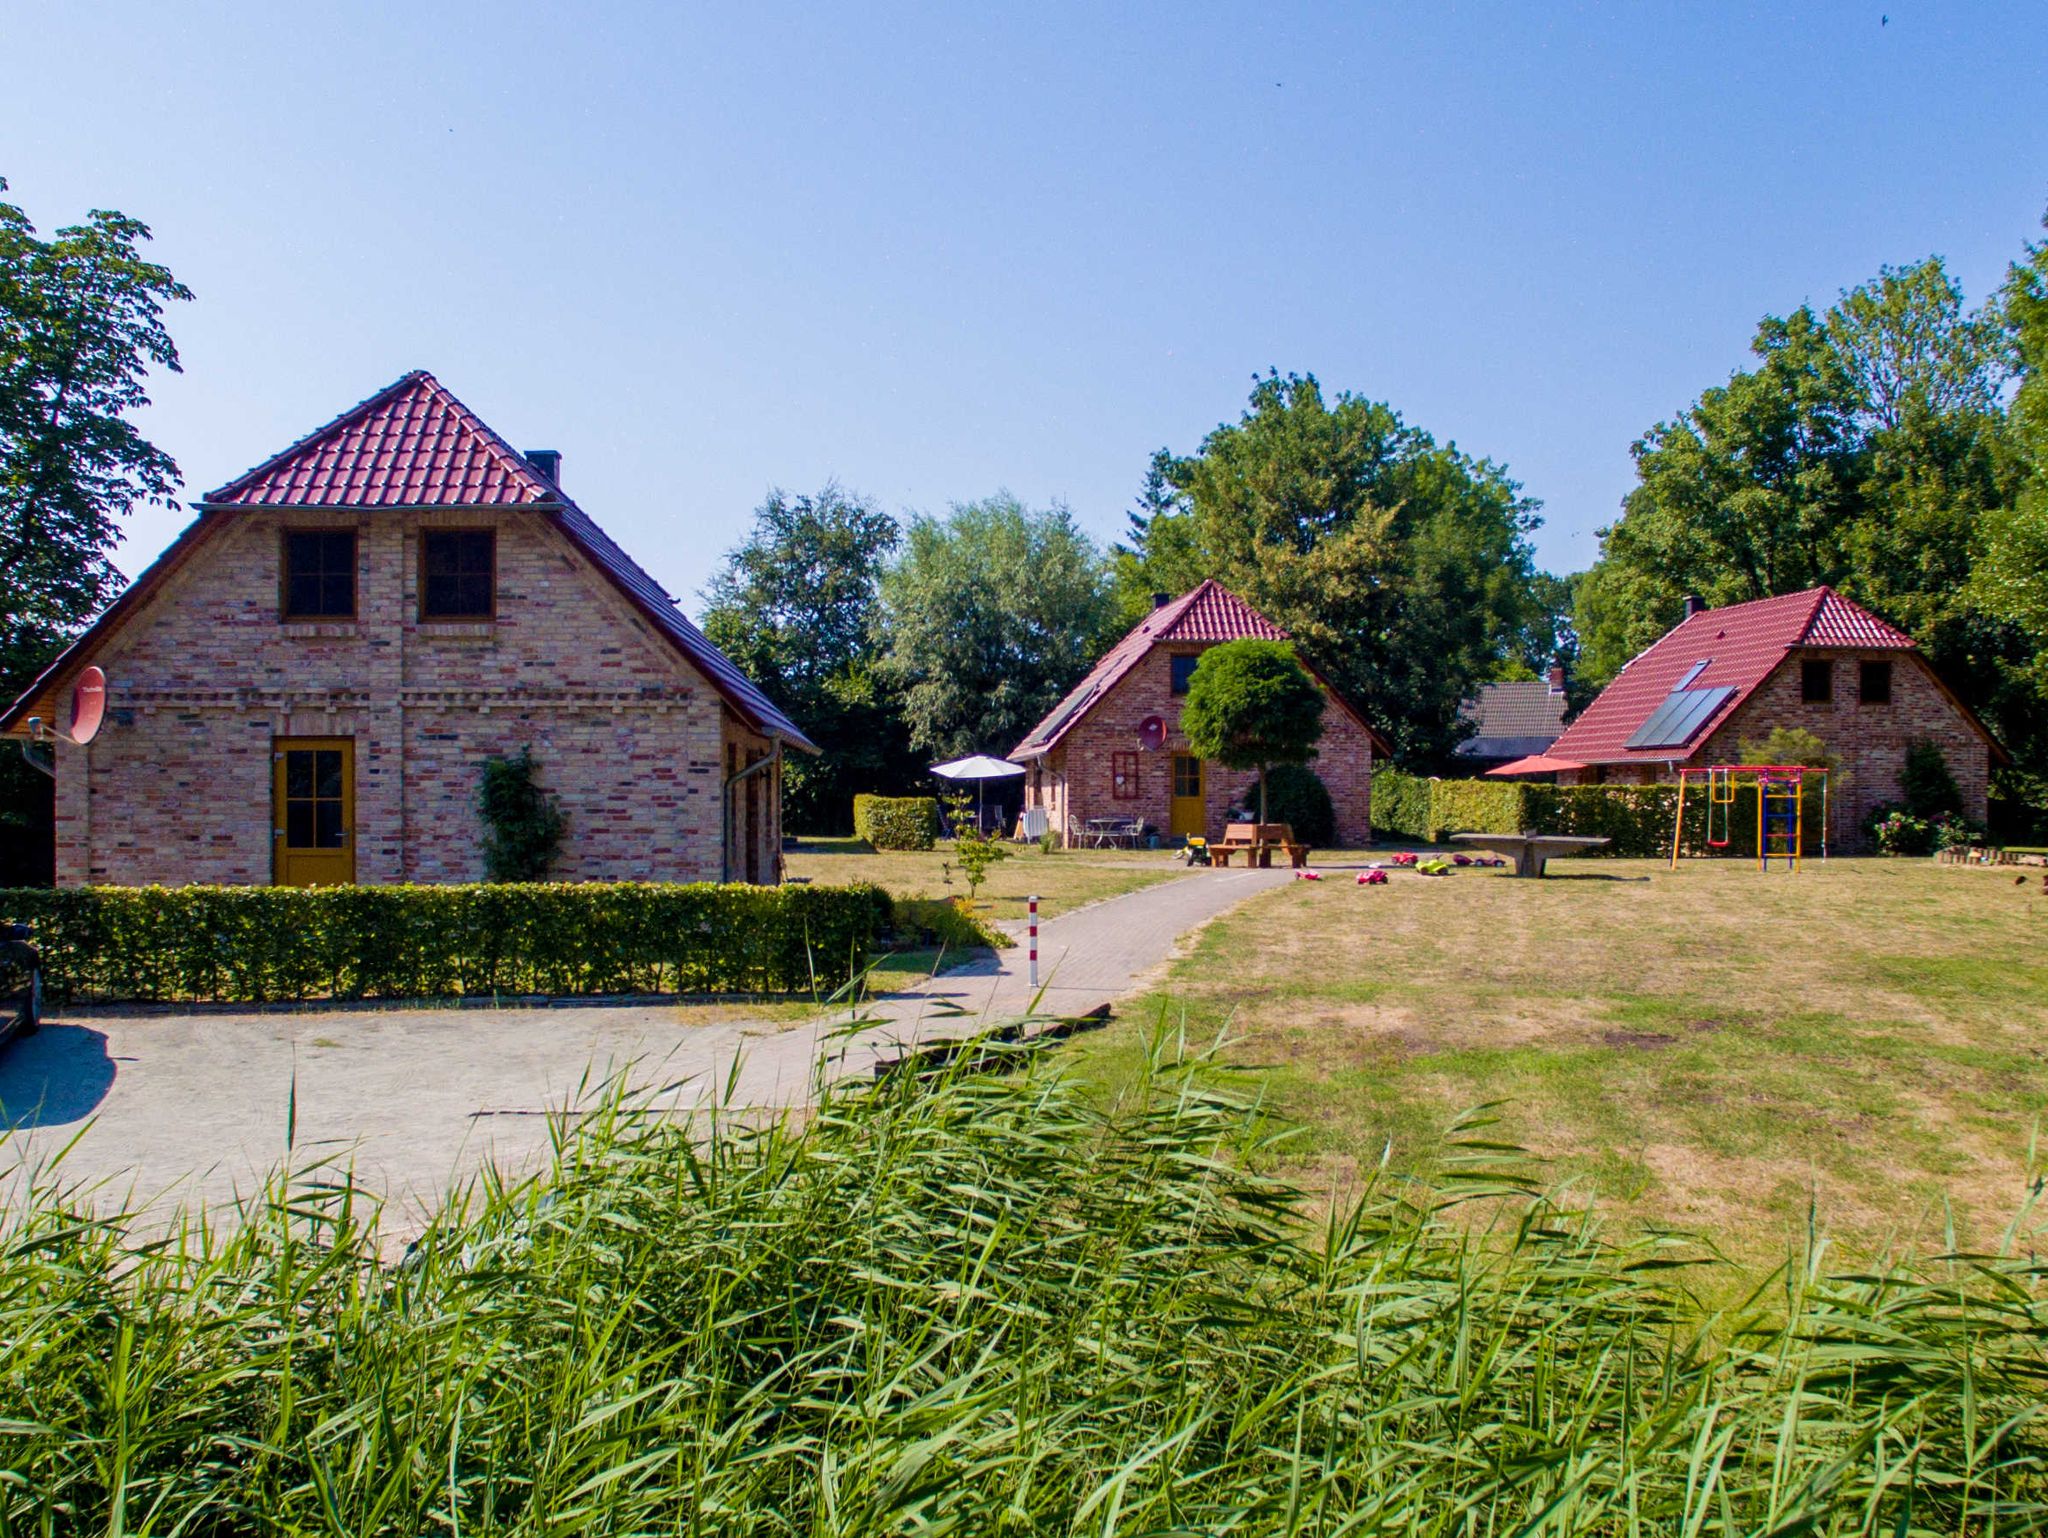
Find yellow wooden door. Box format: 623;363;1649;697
1169;754;1205;839
274;738;355;886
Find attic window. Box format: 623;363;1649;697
282;530;356;619
1860;660;1893;705
421;529;496;620
1674;660;1711;689
1169;654;1200;695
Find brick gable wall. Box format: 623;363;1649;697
1022;642;1375;845
50;506;781;886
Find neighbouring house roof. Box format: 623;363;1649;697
1545;586;2000;767
1010;579;1391;759
0;371;818;752
1453;680;1568;760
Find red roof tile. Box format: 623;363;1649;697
6;372;817;752
1546;586;1920;766
205;371;561;508
1011;579;1386;757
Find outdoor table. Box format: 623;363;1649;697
1449;832;1611;878
1084;817;1139;848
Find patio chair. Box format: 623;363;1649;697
1019;806;1050;842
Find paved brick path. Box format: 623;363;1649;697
0;865;1298;1222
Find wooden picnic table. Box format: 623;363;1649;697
1450;831;1610;878
1209;821;1310;869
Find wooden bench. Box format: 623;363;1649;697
1208;821;1309;869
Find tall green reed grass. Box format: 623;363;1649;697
2;1025;2043;1534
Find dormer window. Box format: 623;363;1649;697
420;529;496;620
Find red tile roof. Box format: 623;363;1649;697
5;371;817;752
205;371;561;508
1546;586;1923;766
1011;579;1387;757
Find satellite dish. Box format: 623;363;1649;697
1138;715;1165;750
66;667;107;745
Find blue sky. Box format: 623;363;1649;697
4;1;2044;613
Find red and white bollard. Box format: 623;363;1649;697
1028;895;1039;988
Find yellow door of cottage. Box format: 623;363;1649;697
273;738;355;886
1169;754;1205;839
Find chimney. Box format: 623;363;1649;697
525;448;562;486
1547;664;1566;694
1151;591;1172;609
1682;593;1705;620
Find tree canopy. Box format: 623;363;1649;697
1179;639;1326;824
1116;372;1551;769
878;495;1116;763
0;177;188;883
1573;239;2045;810
699;484;915;831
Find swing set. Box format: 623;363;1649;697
1668;764;1829;872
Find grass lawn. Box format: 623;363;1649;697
1067;854;2048;1266
785;836;1189;923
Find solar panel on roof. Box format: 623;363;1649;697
1623;684;1735;749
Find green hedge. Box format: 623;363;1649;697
0;882;892;1005
854;794;939;851
1371;770;1818;858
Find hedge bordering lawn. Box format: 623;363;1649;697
853;795;940;851
1371;769;1803;858
0;882;894;1005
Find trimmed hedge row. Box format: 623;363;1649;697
0;882;894;1005
854;795;940;851
1371;769;1808;858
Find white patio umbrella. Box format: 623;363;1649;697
929;754;1027;832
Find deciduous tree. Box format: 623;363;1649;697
1179;639;1325;825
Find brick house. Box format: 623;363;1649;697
1529;587;2001;844
0;370;816;887
1010;581;1389;846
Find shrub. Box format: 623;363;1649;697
0;881;893;1003
1252;763;1335;845
1902;740;1964;820
1866;805;1935;856
888;895;1012;952
0;1038;2043;1532
476;746;565;881
1369;767;1434;841
854;794;939;851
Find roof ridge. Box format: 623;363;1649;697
202;369;432;504
199;369;561;509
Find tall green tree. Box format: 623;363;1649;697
1179;639;1325;824
1122;371;1544;768
878;495;1115;761
0;177;189;883
699;484;915;832
1573;249;2037;786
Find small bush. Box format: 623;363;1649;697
1252;764;1336;846
0;881;893;1003
476;746;566;881
888;896;1012;952
1902;740;1964;820
854;794;939;851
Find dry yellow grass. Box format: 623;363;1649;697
1069;855;2048;1264
785;836;1188;922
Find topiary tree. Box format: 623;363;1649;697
1180;639;1326;825
476;746;565;882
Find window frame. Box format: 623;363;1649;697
418;527;498;622
1168;653;1200;696
1800;658;1834;704
1859;659;1893;706
1111;749;1140;801
279;528;359;621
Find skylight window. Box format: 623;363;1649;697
1674;660;1711;689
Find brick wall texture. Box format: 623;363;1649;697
1022;642;1376;846
48;506;783;887
1554;648;1992;849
